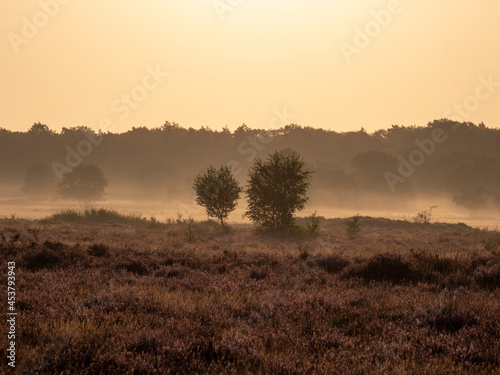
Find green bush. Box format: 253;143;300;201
345;214;361;239
45;208;144;224
413;206;437;224
184;219;196;243
305;211;321;236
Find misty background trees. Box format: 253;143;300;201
58;164;107;202
1;119;500;211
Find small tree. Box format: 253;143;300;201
193;165;242;227
305;211;321;236
245;150;313;232
58;163;107;202
413;206;437;224
345;214;361;239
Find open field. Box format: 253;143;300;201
1;195;499;230
1;212;499;374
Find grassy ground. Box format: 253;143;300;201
0;212;499;374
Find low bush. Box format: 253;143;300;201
315;255;350;274
410;249;456;274
43;240;66;251
119;260;150;276
22;246;63;271
87;243;109;257
305;211;321;236
428;311;479;333
474;263;500;289
342;253;422;284
345;215;361;239
45;208;144;224
184;219;197;243
249;268;268;281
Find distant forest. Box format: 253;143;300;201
1;119;500;210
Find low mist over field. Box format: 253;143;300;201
1;120;499;228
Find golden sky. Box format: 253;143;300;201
2;0;499;132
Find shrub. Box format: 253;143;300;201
184;219;196;243
410;249;455;275
250;268;268;281
43;240;65;251
482;237;500;251
305;211;321;236
413;206;437;224
345;214;361;239
342;253;421;284
316;255;350;274
22;247;62;271
474;263;500;289
45;209;143;224
155;264;183;279
25;226;41;242
298;247;310;260
428;312;479;333
1;228;21;243
88;243;109;257
120;260;149;276
146;217;162;229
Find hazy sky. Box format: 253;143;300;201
2;0;499;133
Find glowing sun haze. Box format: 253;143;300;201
2;0;499;132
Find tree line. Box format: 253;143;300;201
1;119;500;210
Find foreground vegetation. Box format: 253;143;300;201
1;211;499;374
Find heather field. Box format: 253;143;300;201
1;212;500;374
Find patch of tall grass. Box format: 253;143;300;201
43;208;145;224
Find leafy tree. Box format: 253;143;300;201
58;163;107;202
245;150;313;232
28;122;54;135
193;165;242;227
